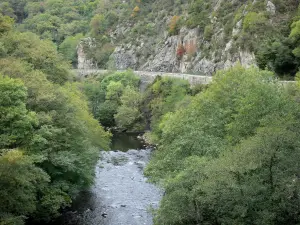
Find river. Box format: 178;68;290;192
41;133;162;225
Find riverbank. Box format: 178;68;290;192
35;132;162;225
50;149;162;225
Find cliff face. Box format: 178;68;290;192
77;37;98;70
110;26;256;75
79;0;298;76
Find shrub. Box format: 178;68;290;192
185;40;197;59
168;15;180;35
176;44;185;59
131;6;140;17
243;12;267;33
203;24;213;40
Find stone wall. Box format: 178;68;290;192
75;69;293;91
75;69;212;91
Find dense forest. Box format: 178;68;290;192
79;66;300;225
0;14;110;224
82;68;300;225
2;0;300;225
145;67;300;225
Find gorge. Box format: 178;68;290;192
40;134;162;225
2;0;300;225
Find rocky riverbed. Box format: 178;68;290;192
48;148;162;225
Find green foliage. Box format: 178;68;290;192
0;31;71;84
17;0;95;43
101;70;140;90
256;38;298;76
114;86;145;130
0;13;14;34
203;24;213;41
243;12;267;33
144;76;190;140
106;81;125;101
290;20;300;59
58;33;84;65
186;0;211;30
90;14;108;37
83;70;141;128
93;43;115;68
0;76;48;224
0;76;36;148
0;0;27;22
0;26;110;224
96;100;119;127
0;149;49;225
145;66;300;225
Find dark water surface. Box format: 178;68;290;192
33;133;161;225
110;132;144;151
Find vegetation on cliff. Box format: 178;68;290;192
2;0;300;77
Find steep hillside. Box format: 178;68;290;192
1;0;300;76
80;0;300;77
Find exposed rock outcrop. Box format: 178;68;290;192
267;1;276;15
77;0;279;76
77;38;98;70
111;46;137;70
107;24;256;76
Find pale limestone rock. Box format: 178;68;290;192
223;51;256;70
213;0;223;11
193;58;216;75
77;38;98;70
266;1;276;15
225;40;233;52
239;51;257;67
111;46;137;70
232;19;242;36
143;35;180;72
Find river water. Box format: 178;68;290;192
42;133;162;225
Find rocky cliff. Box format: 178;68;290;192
110;26;256;75
78;0;299;76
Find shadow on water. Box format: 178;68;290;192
110;132;144;151
29;190;99;225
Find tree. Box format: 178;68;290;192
0;13;14;34
96;100;119;127
82;71;141;128
0;149;49;225
0;75;37;149
0;27;110;223
114;86;144;130
256;38;298;76
59;33;84;65
0;76;49;225
106;81;124;101
289;20;300;58
90;14;107;36
0;31;72;84
144;76;190;139
146;66;300;225
243;12;267;33
168;15;180;35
